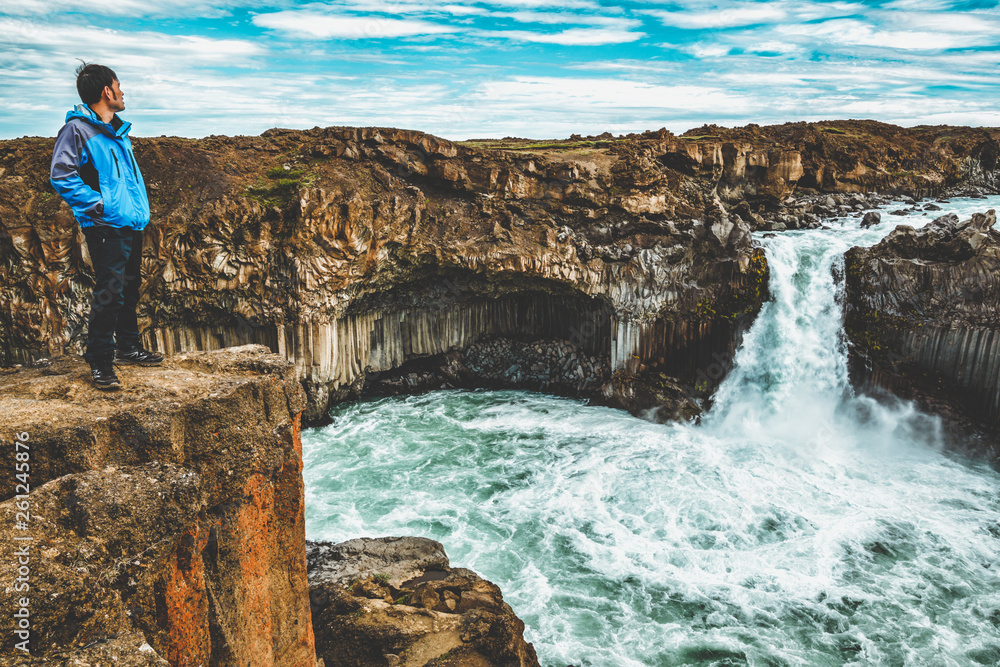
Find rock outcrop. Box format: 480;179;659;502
307;537;539;667
2;121;998;424
844;210;1000;462
0;346;315;664
1;125;772;425
655;120;1000;201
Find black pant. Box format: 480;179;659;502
82;226;142;364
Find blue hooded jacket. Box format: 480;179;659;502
50;104;150;230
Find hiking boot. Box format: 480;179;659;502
115;347;164;366
90;361;120;389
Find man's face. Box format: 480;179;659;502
105;79;125;112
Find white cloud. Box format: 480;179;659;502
0;0;240;17
474;27;643;45
0;18;265;60
494;11;640;29
567;60;682;73
252;11;459;38
640;4;788;29
284;1;490;15
683;42;731;58
888;11;1000;33
744;40;801;55
776;18;997;51
714;59;989;90
252;4;642;40
474;0;601;8
477;76;752;113
881;0;955;9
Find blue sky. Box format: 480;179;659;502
3;0;1000;139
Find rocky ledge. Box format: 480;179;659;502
844;210;1000;462
307;537;539;667
0;346;315;665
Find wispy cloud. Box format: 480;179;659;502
479;76;752;112
474;27;643;45
493;11;639;28
252;11;459;39
252;3;644;42
0;18;265;60
640;3;789;29
2;0;242;17
775;18;998;50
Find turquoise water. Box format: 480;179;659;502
303;197;1000;666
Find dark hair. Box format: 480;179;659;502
75;62;117;105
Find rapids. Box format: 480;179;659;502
303;196;1000;666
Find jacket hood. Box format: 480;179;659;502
65;104;132;138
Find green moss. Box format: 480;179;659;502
246;167;317;206
267;166;306;179
842;252;912;360
456;139;619;152
844;309;910;357
708;249;770;322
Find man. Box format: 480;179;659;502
50;63;163;389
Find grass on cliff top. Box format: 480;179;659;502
246;167;317;206
457;138;622;152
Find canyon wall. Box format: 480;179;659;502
1;120;998;423
844;210;1000;463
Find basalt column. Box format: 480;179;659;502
844;210;1000;463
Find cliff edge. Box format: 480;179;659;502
0;346;315;665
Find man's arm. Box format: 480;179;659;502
50;122;104;222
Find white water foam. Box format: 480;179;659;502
303;196;1000;666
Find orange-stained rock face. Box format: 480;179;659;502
160;524;212;666
0;346;315;666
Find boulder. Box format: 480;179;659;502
861;211;881;228
307;537;540;667
874;210;996;262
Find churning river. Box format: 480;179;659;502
303;196;1000;667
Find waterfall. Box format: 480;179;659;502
302;196;1000;666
